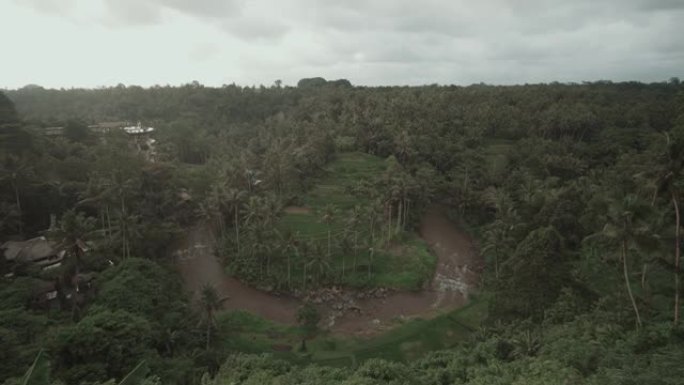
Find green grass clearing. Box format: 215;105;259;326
278;152;435;290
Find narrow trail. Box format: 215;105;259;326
175;205;480;336
175;228;298;324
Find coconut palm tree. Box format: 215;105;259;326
321;204;337;258
588;194;658;330
207;182;227;237
199;283;227;350
50;210;98;320
482;219;516;280
650;126;684;325
278;229;300;289
51;210;97;288
0;154;33;235
225;188;247;255
305;242;331;287
113;212;142;260
243;196;263;229
346;205;364;272
77;176;117;243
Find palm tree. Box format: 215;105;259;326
207;183;227;237
385;198;393;247
650;127;684;325
346;205;364;272
245;224;269;280
393;129;415;164
77;176;117;243
51;210;97;288
225;188;247;255
0;154;33;235
482;219;515;279
260;194;282;228
305;242;331;287
588;194;657;330
365;201;382;249
321;204;337;258
199;283;227;350
367;244;375;280
114;212;141;260
243;196;263;228
278;230;300;289
50;210;98;320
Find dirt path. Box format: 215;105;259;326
175;205;480;336
283;206;312;214
174;226;298;324
329;206;481;335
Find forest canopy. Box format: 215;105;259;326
1;80;683;384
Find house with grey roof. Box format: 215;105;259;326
1;236;65;271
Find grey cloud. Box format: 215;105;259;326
5;0;683;87
222;18;290;41
13;0;76;16
101;0;242;25
98;0;295;42
630;0;684;12
103;0;163;26
160;0;241;19
189;43;220;62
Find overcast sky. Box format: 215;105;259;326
2;0;683;88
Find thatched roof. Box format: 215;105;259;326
89;121;128;129
1;236;63;263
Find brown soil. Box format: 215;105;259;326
175;205;480;336
283;206;312;214
174;227;298;324
328;206;480;335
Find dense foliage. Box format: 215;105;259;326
1;79;683;384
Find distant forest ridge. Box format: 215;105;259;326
5;78;682;140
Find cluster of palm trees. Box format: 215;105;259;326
201;152;432;291
478;124;684;329
210;195;374;290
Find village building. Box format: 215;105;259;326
42;120;157;161
123;122;157;161
1;236;65;271
88;121;129;134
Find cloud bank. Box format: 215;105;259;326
2;0;682;88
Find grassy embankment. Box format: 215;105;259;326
218;296;487;367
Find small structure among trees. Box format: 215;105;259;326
1;236;65;272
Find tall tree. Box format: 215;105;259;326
591;195;658;330
199;283;226;351
50;210;97;320
225;188;247;255
651;125;684;326
321;204;337;258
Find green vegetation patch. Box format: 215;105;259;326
278;152;435;290
279;152;386;238
305;152;387;210
340;237;436;290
